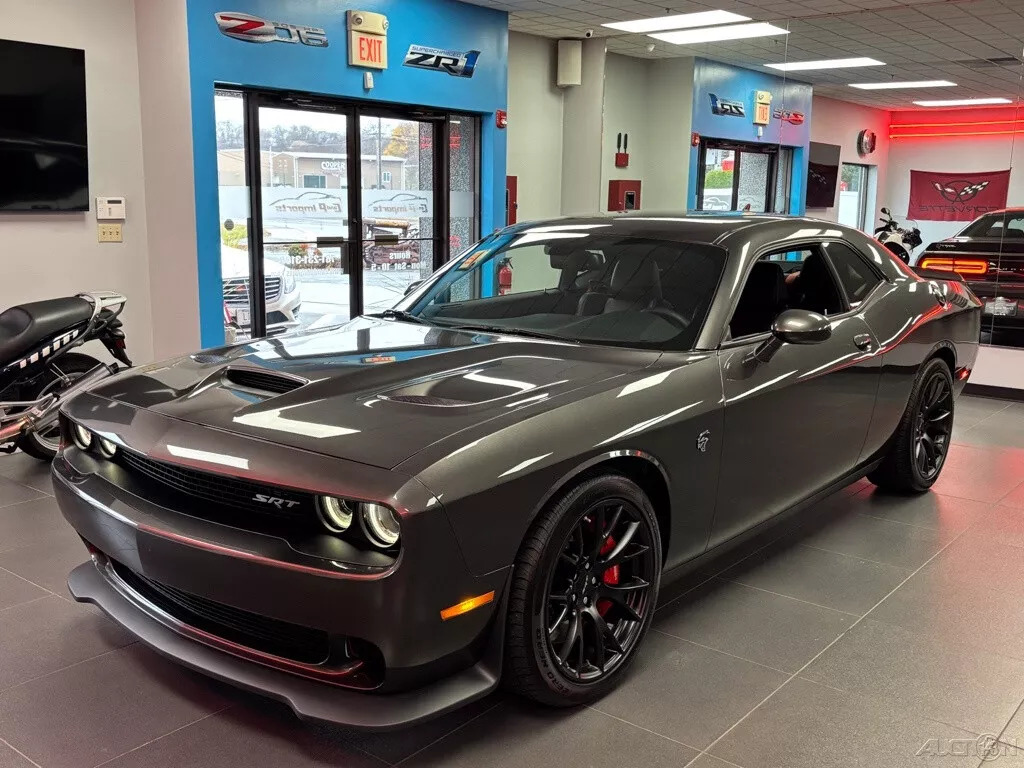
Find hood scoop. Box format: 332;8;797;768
221;366;308;396
375;355;568;408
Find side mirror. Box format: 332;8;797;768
404;280;424;296
750;309;831;363
881;207;890;215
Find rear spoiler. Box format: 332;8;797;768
912;267;965;283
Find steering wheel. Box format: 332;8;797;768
643;306;690;329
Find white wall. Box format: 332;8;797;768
506;32;564;225
0;0;154;363
644;57;694;212
601;54;649;204
561;38;607;215
135;0;200;359
808;95;891;226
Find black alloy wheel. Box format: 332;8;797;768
504;474;661;706
913;368;953;481
543;500;656;683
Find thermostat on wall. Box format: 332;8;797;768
96;197;126;220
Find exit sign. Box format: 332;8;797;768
350;30;387;69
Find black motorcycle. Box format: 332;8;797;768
0;292;131;460
874;207;923;264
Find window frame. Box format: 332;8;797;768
718;238;889;349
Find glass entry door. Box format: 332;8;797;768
216;89;477;342
697;139;780;213
358;114;439;314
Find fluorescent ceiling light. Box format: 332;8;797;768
765;57;884;71
850;80;956;90
650;22;789;45
603;10;749;34
913;97;1013;107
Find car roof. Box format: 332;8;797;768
500;213;850;245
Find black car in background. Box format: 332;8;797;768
918;208;1024;338
53;215;979;729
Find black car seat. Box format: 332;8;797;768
790;253;844;315
730;262;786;338
0;297;93;362
578;255;665;315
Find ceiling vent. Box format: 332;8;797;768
953;56;1022;69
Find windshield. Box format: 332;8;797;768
393;226;728;351
958;212;1024;238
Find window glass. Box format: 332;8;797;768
823;242;883;307
729;245;845;339
398;230;728;351
959;213;1024;239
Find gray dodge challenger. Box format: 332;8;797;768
53;215;981;729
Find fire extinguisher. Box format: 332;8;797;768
497;258;513;296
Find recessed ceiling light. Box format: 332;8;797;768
650;22;789;45
850;80;956;89
913;97;1013;107
765;57;884;71
602;10;750;34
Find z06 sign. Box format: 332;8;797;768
404;45;480;78
214;12;328;47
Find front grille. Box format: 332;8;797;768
115;449;316;527
110;559;330;665
222;277;282;305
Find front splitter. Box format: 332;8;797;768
68;561;500;730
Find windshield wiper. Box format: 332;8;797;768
446;323;577;343
369;309;430;325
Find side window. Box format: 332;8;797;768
822;242;883;308
729;244;847;340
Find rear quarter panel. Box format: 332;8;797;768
861;275;980;460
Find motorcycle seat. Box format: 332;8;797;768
0;297;93;363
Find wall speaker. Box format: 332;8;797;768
556;40;582;87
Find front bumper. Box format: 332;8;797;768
52;395;509;728
68;560;500;729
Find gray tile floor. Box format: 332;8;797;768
2;395;1024;767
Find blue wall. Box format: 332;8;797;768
185;0;509;347
689;58;813;214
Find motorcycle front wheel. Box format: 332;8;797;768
16;353;101;461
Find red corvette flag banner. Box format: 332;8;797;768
908;169;1010;221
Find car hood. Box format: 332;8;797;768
91;317;659;469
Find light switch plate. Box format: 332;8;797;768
98;223;123;243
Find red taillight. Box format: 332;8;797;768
919;256;989;277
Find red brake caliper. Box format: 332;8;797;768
597;536;619;617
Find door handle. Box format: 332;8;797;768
853;333;873;350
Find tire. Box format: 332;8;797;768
869;357;955;493
15;353;101;462
504;474;662;706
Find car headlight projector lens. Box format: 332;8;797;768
318;496;354;533
360;502;400;548
72;424;93;451
97;437;118;458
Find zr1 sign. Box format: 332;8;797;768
404;45;480;78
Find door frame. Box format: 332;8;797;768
231;86;477;339
696;138;781;213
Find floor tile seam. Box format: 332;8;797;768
0;565;66;601
691;525;971;759
88;706;234;768
648;628;793;675
0;736;42;768
706;576;863;618
0;642;139;697
391;699;505;767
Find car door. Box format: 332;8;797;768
708;240;883;548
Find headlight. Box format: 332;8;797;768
72;424;93;451
360;502;400;548
318;496;353;533
97;437;118;458
282;267;296;294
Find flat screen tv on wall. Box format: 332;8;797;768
0;39;88;212
806;142;842;209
